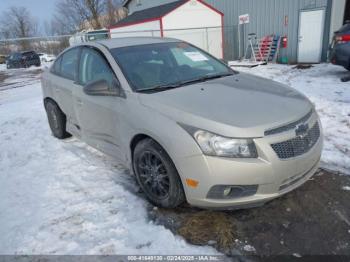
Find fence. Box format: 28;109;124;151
0;26;244;62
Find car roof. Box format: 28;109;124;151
95;37;181;49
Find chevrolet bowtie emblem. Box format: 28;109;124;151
295;123;309;138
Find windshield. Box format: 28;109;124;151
111;42;234;92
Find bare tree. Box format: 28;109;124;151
106;0;116;26
52;1;86;34
0;6;38;50
52;0;126;33
106;1;127;26
53;0;105;31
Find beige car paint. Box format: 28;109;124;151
41;37;323;209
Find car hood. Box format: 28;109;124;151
138;72;313;137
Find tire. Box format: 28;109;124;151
44;100;71;139
133;138;185;208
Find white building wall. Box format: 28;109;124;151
329;0;346;42
110;20;161;38
162;0;223;58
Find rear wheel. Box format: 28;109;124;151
44;100;71;139
133;139;185;208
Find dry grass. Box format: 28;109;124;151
177;211;235;250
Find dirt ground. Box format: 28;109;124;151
149;169;350;256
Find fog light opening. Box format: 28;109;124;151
207;185;258;200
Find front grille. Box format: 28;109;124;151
265;110;313;136
271;122;320;159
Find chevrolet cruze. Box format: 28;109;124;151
41;37;323;209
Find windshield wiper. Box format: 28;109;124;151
137;73;234;93
137;83;183;93
179;73;234;86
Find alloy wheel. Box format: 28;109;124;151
137;151;170;200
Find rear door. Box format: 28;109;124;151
22;51;36;65
52;47;81;129
73;46;124;159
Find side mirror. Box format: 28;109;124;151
83;78;124;97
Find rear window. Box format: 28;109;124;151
51;56;62;75
22;51;35;56
10;53;21;59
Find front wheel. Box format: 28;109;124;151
133;139;185;208
44;100;71;139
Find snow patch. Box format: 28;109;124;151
0;74;218;255
243;245;256;252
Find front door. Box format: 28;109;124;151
73;47;123;160
298;9;325;63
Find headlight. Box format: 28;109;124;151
180;124;258;158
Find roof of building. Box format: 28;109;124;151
112;0;186;28
96;36;180;49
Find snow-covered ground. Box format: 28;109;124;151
0;66;218;255
236;64;350;175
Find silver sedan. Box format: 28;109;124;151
41;37;323;209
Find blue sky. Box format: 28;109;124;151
0;0;56;25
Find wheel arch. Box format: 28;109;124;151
130;134;152;157
43;97;66;117
129;133;177;176
129;133;175;162
43;97;58;108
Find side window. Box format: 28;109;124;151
60;48;80;81
79;47;115;86
51;56;62;75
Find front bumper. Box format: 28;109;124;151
176;114;323;209
329;43;350;69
